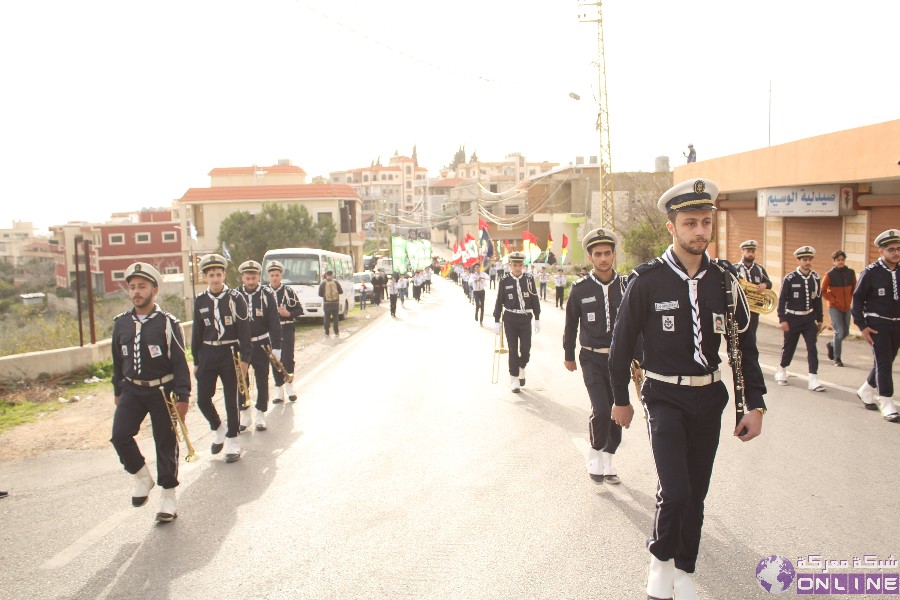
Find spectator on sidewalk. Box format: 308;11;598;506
821;250;856;367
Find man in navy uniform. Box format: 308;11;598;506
735;239;772;347
493;251;541;392
110;262;191;522
267;259;302;403
775;247;825;392
237;260;283;432
192;254;251;463
469;262;489;326
852;229;900;423
609;179;767;600
563;228;635;484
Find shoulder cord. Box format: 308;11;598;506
231;295;251;321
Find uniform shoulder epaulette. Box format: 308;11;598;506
711;258;738;276
865;262;879;271
811;271;821;279
112;310;129;322
571;276;586;287
633;258;663;276
163;311;181;324
783;270;798;281
229;289;243;298
195;290;206;299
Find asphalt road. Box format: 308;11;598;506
1;276;897;599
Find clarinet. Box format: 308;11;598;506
724;279;748;435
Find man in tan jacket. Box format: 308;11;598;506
821;250;856;367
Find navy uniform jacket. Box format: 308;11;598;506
851;258;900;329
271;283;303;325
563;271;631;361
112;305;191;401
191;287;252;365
609;253;767;410
493;272;541;321
736;261;772;288
238;284;283;351
777;269;823;322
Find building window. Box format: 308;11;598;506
112;270;126;281
318;212;333;225
162;231;177;243
363;175;368;182
505;205;520;215
164;266;178;274
405;181;411;189
405;166;411;175
135;232;151;244
193;205;204;237
108;233;125;245
381;174;386;181
490;184;498;193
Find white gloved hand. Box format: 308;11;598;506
272;349;282;361
493;322;501;335
534;320;541;334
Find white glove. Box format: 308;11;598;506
272;349;282;361
493;322;501;335
534;320;541;334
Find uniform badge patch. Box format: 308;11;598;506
587;312;596;322
793;292;799;298
199;307;210;313
582;296;597;304
523;292;530;298
204;318;211;326
121;344;128;357
148;345;162;358
662;315;675;332
713;313;726;334
224;316;233;325
508;294;513;300
655;300;679;311
255;309;263;317
878;288;886;296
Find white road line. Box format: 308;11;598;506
41;509;134;570
720;352;861;395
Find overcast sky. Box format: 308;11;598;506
2;0;897;233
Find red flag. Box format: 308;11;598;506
562;234;569;249
522;230;538;244
478;218;489;231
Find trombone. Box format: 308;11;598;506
231;347;251;408
163;391;199;463
491;322;509;384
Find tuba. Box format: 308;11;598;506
738;279;777;314
164;392;199;463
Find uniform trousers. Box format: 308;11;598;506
389;293;398;317
643;378;729;574
539;282;547;300
196;347;241;438
865;318;900;397
242;345;271;412
111;381;179;488
579;350;622;453
273;324;296;385
502;312;532;376
555;286;565;309
780;314;819;373
489;275;496;289
473;290;486;323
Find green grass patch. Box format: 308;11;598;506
0;400;64;434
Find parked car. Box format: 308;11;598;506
352;271;374;301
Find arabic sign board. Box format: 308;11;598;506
757;186;840;217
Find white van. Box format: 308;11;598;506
263;248;355;320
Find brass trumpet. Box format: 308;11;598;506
491;322;509;384
164;392;199;462
738;279;777;314
231;347;251;408
263;344;293;383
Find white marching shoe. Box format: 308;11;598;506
774;366;788;386
674;568;698;600
131;464;155;507
518;367;526;386
857;382;878;410
647;555;675;600
601;451;621;484
255;409;267;431
808;374;826;392
586;448;605;484
509;375;521;393
211;421;227;454
272;385;285;404
875;396;899;423
239;409;251;432
155;488;177;523
284;380;297;402
225;436;241;463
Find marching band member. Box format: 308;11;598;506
563;228;634;484
469;262;490;326
735;239;771;348
609;179;766;599
553;266;567;309
493;251;541;392
192;254;251;463
111;262;191;522
267;260;302;403
538;267;548;300
775;247;825;391
852;229;900;423
237;260;282;431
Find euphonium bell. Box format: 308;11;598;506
738;279;777;314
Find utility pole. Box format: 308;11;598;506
578;1;615;232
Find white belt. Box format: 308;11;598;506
251;333;270;342
581;346;609;354
865;312;900;321
505;308;531;315
204;339;237;346
280;320;295;326
785;308;813;316
125;374;174;387
644;369;721;387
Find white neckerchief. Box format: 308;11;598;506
242;285;261;320
131;304;160;375
511;272;526;309
739;261;756;280
207;286;229;339
795;268;815;310
878;258;899;300
589;271;617;333
661;246;709;369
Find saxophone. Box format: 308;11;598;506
164;392;199;463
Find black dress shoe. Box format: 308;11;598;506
589;474;605;484
226;453;241;463
605;474;622;485
0;491;8;499
255;423;267;431
156;511;178;523
272;398;284;404
826;342;834;360
885;413;900;423
833;359;843;367
211;442;224;455
647;596;673;600
239;425;248;432
132;495;149;507
289;395;297;402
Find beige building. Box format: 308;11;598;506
0;221;43;267
329;154;428;223
175;161;361;315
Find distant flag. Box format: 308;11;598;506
561;233;569;265
548;230;553;248
478;218;490;232
522;230;541;264
503;239;511;257
480;224;494;259
188;221;198;241
221;241;232;262
451;242;462;264
463;233;480;267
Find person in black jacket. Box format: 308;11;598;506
492;252;541;391
318;270;344;337
609;179;766;600
111;262;191;522
267;260;303;402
